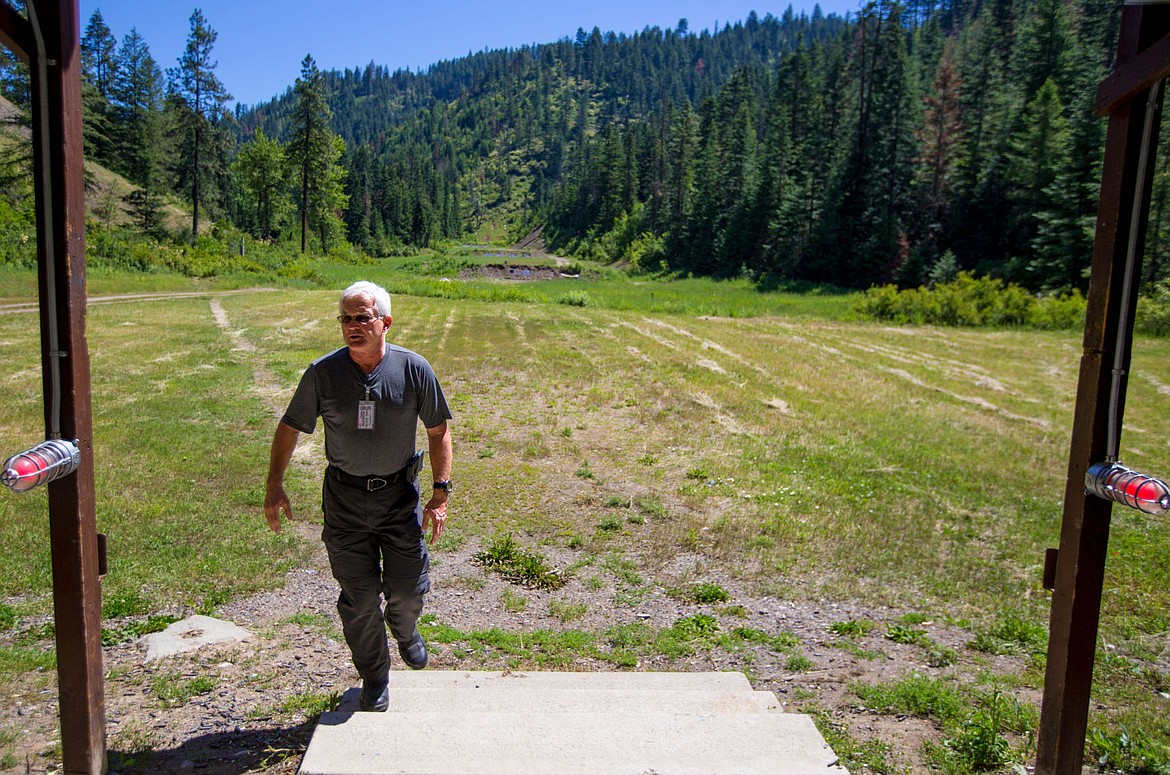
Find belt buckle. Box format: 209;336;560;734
367;477;388;492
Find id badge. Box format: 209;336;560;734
357;400;376;430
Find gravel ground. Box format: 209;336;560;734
0;514;1042;775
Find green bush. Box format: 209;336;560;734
557;290;592;307
1137;283;1170;337
0;198;36;267
854;272;1085;330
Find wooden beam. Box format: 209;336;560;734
1095;31;1170;116
26;0;107;773
1035;5;1167;774
0;1;33;63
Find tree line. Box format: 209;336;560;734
1;3;1166;293
0;8;346;254
539;0;1135;292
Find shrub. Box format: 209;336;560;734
557;290;592;307
1137;283;1170;337
0;198;37;267
854;272;1085;330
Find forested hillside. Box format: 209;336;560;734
233;0;1145;292
1;2;1166;295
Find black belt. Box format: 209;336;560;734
331;466;409;492
330;451;424;492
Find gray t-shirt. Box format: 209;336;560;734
281;344;452;477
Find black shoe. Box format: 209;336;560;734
398;633;428;670
359;678;389;712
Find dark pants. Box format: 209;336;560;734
321;466;429;683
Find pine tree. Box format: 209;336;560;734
0;47;29;109
1011;0;1077;100
81;10;118;98
913;38;963;248
112;30;165;188
1005;78;1076;289
169;8;231;239
818;0;915;286
288;55;347;253
80;10;119;166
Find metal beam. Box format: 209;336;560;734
1035;5;1167;774
26;0;107;773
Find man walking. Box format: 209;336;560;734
264;281;453;712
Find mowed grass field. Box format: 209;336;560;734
2;280;1170;766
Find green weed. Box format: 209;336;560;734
101;614;180;646
151;673;217;707
812;709;903;774
830;620;877;638
885;624;927;645
500;589;528;612
280;690;342;721
969;613;1048;656
472;534;568;590
548;600;588;622
786;654;814;672
596;515;623;532
691;583;731;604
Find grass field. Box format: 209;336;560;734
1;267;1169;771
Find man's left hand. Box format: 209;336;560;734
422;494;448;543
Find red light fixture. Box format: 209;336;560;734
2;439;81;493
1085;461;1170;516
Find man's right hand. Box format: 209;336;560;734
264;484;292;534
264;423;301;535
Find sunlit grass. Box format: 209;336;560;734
2;276;1170;763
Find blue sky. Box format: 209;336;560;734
77;0;863;108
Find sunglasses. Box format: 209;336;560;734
337;313;381;325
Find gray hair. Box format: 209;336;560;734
340;281;392;316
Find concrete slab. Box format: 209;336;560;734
298;672;847;775
138;615;253;661
300;710;845;775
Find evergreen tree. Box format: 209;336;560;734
817;0;915;286
112;29;166;193
1005;78;1077;289
311;135;349;251
0;48;29;109
168;8;231;238
80;10;119;166
81;10;118;99
1011;0;1077;99
912;38;963;252
288;55;347;252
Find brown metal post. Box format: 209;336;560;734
1035;6;1167;775
26;0;107;773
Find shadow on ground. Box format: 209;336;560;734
109;719;315;774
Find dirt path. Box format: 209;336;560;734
0;288;279;315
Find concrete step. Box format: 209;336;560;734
298;671;847;775
378;670;756;692
341;686;782;714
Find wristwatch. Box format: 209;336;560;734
433;480;454;493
